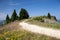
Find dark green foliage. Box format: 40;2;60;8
11;9;18;21
32;16;44;22
41;19;44;22
43;15;48;18
6;8;29;23
19;8;29;20
47;13;51;19
6;14;10;24
54;16;57;21
33;17;42;21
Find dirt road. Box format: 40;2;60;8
19;21;60;39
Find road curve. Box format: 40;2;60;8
19;21;60;39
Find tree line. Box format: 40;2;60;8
6;8;29;24
6;8;57;24
47;13;57;21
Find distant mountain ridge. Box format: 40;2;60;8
0;20;6;26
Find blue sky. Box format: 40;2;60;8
0;0;60;20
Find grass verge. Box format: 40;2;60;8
0;20;60;40
26;19;60;29
0;30;60;40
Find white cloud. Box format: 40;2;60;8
9;3;19;5
0;13;6;20
8;1;19;6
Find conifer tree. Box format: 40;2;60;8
6;14;10;24
48;13;51;19
54;16;57;21
19;8;29;20
11;9;18;21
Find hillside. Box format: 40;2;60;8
0;20;60;40
27;16;60;29
0;0;60;40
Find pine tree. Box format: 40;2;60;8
19;8;29;20
11;9;18;21
6;14;10;24
54;16;57;21
48;13;51;19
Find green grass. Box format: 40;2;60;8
27;19;60;29
0;20;60;40
0;29;60;40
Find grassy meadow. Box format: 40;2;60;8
27;16;60;29
0;20;60;40
0;29;60;40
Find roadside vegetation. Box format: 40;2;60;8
0;28;59;40
27;13;60;29
27;19;60;29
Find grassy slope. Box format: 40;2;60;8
0;20;60;40
27;19;60;29
0;30;60;40
27;16;60;29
